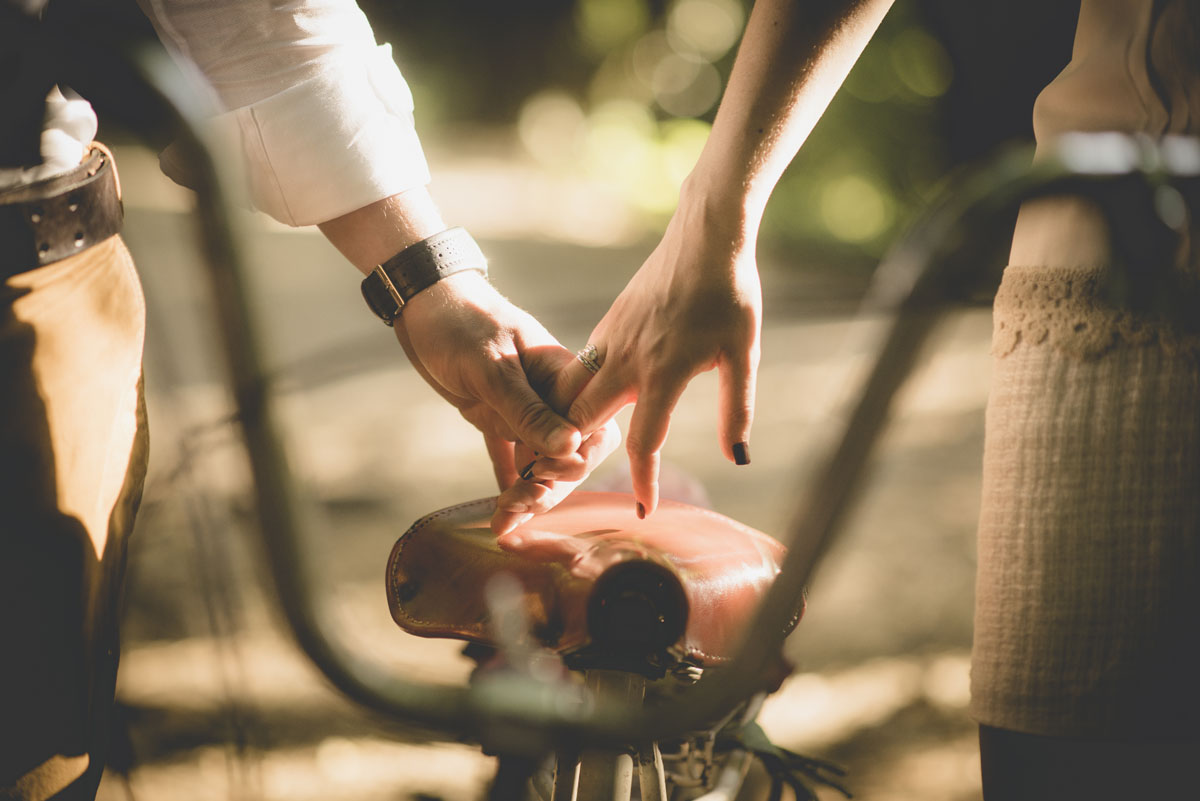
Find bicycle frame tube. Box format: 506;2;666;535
118;44;1200;752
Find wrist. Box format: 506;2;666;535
405;266;491;310
676;172;761;259
360;227;489;326
319;186;447;274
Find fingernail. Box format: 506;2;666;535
733;441;751;466
636;502;645;520
519;460;536;481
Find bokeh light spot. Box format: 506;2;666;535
632;31;675;88
584;99;658;186
890;27;953;99
820;174;892;242
517;91;587;169
843;59;900;104
652;52;722;117
575;0;651;54
666;0;744;61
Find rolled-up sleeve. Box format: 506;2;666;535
142;0;430;226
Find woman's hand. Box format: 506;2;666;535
556;199;763;518
488;339;623;536
490;423;621;536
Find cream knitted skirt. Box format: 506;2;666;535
970;258;1200;740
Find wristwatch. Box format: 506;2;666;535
361;227;488;326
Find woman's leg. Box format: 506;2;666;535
979;724;1200;800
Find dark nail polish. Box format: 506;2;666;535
519;460;536;481
636;502;645;520
733;441;751;466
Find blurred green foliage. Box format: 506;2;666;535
764;4;952;260
366;1;953;263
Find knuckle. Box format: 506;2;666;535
625;432;655;460
529;498;558;516
481;351;519;390
589;425;620;454
475;370;507;403
729;400;754;423
570;398;596;427
514;398;551;435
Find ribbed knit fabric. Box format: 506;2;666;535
968;0;1200;740
971;264;1200;738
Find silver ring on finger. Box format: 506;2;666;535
575;343;602;375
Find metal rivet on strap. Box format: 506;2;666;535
30;207;43;224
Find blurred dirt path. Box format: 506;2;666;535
98;142;990;801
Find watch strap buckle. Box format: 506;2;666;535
360;227;487;325
370;263;406;325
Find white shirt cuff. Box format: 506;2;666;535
206;43;431;227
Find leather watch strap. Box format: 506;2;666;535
360;227;488;325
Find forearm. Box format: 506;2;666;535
317;185;447;274
686;0;895;235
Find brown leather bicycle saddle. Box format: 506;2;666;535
386;492;801;669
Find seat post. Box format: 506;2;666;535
563;670;649;801
552;751;580;801
636;741;668;801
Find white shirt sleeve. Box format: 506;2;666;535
140;0;431;227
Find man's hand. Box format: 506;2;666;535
489;366;622;537
395;269;585;459
319;188;620;527
393;269;621;531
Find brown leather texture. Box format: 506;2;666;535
386;491;800;666
0;149;124;276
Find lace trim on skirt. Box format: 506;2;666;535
992;264;1200;361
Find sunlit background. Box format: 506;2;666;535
89;1;1080;800
373;0;956;256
